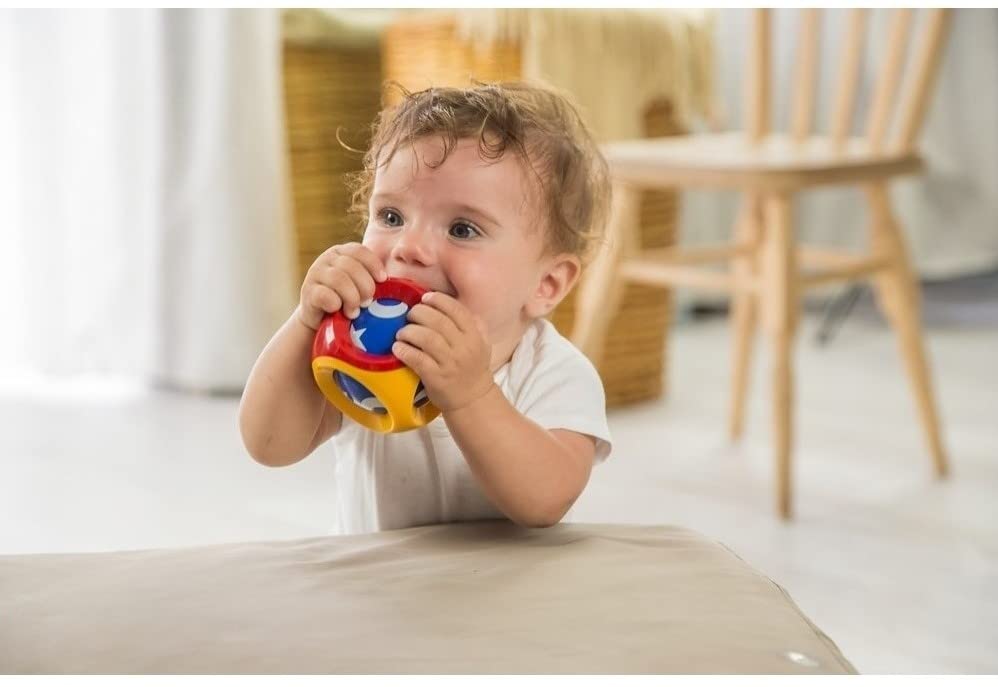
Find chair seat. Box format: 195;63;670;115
602;132;923;191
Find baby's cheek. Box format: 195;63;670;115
480;292;521;333
448;263;515;319
361;233;390;261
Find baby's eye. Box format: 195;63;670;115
378;208;404;228
449;222;481;240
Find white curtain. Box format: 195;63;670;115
0;9;296;392
681;9;998;282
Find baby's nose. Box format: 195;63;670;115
392;226;435;267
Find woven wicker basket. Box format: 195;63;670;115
381;14;681;407
282;24;383;283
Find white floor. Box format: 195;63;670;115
2;314;996;674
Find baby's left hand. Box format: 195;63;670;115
393;292;495;413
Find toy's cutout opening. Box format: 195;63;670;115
333;371;387;415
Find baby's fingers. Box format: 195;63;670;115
395;324;450;365
317;267;366;318
309;283;343;316
331;243;387;283
299;283;343;329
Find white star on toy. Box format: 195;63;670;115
351;326;367;351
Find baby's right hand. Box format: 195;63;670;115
297;242;388;331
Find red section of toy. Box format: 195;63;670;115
311;277;427;372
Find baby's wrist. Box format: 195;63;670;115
294;305;320;333
441;379;499;417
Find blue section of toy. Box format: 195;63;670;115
349;298;410;356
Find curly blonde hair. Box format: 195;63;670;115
348;81;611;262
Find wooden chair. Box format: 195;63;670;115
572;9;953;519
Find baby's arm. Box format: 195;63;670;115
239;243;386;466
239;311;341;466
393;291;595;526
445;389;596;527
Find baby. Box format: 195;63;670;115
239;82;613;535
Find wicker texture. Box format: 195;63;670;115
283;41;382;283
380;15;681;406
381;15;522;102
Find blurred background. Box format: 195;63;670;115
0;8;995;674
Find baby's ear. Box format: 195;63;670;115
526;253;582;319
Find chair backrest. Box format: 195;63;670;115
744;9;952;153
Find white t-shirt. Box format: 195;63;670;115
327;317;612;535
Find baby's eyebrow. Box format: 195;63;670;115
451;203;501;228
370;191;406;205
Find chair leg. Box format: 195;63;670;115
760;193;799;520
729;194;764;440
572;183;642;365
865;184;950;478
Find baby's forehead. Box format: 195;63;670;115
374;137;543;215
377;136;519;177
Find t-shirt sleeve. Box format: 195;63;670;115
513;339;613;463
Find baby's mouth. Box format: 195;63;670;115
387;272;455;298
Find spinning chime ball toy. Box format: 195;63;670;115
311;277;441;433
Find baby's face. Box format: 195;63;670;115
363;137;551;348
